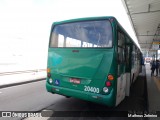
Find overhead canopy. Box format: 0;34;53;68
121;0;160;54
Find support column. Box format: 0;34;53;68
156;50;158;60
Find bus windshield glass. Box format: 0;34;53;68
50;20;112;48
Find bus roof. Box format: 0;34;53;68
52;16;116;25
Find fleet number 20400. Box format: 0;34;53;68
84;86;99;93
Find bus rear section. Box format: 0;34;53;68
46;18;117;107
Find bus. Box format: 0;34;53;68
46;16;142;107
145;57;152;64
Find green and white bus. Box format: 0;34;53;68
46;16;142;107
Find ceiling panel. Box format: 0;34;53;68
121;0;160;53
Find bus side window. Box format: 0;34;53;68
50;32;59;47
118;53;121;64
118;31;125;64
131;45;135;68
118;47;123;64
126;45;130;68
117;31;125;76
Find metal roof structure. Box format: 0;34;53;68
121;0;160;55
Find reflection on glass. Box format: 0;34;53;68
58;34;64;47
50;20;112;48
66;37;81;47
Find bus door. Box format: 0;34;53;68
116;31;126;105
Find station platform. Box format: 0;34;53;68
145;64;160;112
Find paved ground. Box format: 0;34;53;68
145;64;160;120
1;65;159;120
145;64;160;111
0;80;64;120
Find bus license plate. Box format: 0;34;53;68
70;78;80;84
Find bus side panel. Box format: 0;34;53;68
116;73;126;106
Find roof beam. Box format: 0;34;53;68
131;9;160;15
138;35;160;36
139;43;152;44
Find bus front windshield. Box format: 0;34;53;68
50;20;112;48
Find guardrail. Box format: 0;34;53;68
0;69;46;76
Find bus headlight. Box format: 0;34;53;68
103;87;109;93
49;78;53;84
